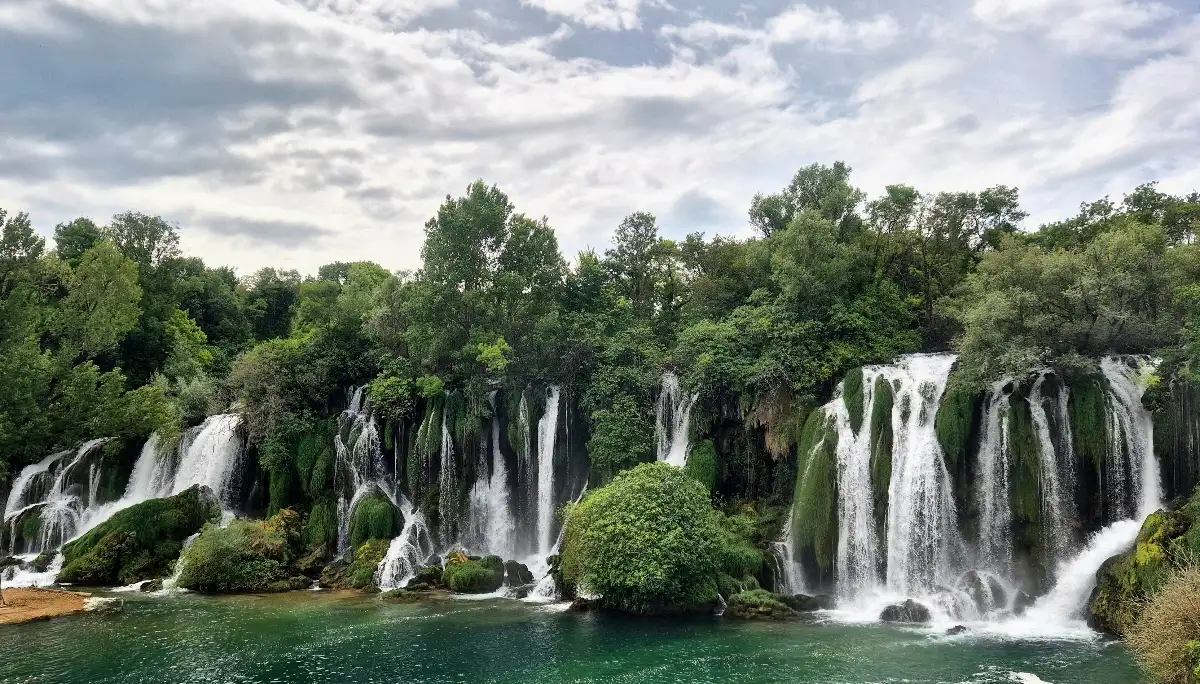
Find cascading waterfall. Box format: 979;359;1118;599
438;412;457;545
3;439;109;555
171;414;246;508
883;354;961;596
334;387;398;556
535;386;561;558
465;393;516;558
770;514;808;595
375;495;436;590
656;371;697;467
830;372;881;599
1028;373;1074;563
976;380;1014;574
515;392;534;555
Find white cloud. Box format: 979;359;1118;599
521;0;644;31
0;0;1197;276
766;5;899;50
973;0;1174;54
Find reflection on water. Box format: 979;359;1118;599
0;591;1141;684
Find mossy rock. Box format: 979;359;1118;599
442;555;504;594
380;589;421;603
1089;488;1200;635
176;509;307;593
58;485;221;586
935;377;982;516
407;565;445;591
726;589;796;620
869;376;894;542
843;367;865;433
349;494;398;550
792;410;838;573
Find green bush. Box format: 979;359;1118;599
843;367;865;432
792;410;838;572
349;494;398;549
177;508;307;593
306;500;337;554
560;462;721;614
58;485;221;585
684;440;718;492
442;555;504;593
347;539;390;590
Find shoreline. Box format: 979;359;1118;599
0;588;92;625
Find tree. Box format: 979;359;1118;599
104;211;181;271
749;161;865;238
606;212;660;317
58;241;142;359
243;268;301;341
53;218;103;266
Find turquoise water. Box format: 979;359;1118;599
0;592;1141;683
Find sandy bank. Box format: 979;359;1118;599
0;588;91;625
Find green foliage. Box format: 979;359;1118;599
561;462;722;614
58;241;143;358
416;375;445;399
726;588;795;619
368;373;416;422
1128;567;1200;684
476;336;512;375
684;440;718;492
346;539;390;590
936;375;981;514
442;555;505;594
843;367;865;432
1069;375;1110;469
869;376;894;538
587;395;653;474
58;485;221;585
177;509;307;593
792;410;839;571
349;494;398;550
305;500;337;554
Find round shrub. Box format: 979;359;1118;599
349;494;398;550
684;440;718;492
560;462;722;614
442;556;504;593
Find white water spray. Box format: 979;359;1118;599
535;386;561;558
976;380;1014;574
656;371;697;467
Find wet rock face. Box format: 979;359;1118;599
504;560;533;586
946;625;969;635
880;599;932;624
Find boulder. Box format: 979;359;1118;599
380;589;420;603
781;594;834;612
1013;591;1036;616
442;555;504;594
504;560;534;586
140;579;164;593
505;584;534;600
880;599;932;624
406;565;445;591
567;597;600;613
946;625;969;635
726;590;797;620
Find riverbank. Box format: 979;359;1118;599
0;588;90;625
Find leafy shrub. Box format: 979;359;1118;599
347;539;390;590
177;508;307;593
349;494;398;549
58;485;220;585
305;500;337;554
684;440;718;492
1127;567;1200;684
443;555;504;593
561;462;721;614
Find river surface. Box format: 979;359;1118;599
0;591;1141;684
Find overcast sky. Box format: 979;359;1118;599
1;0;1197;276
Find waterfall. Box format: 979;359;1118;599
515;392;534;556
830;373;881;598
770;514;808;595
976;380;1014;574
75;435;175;537
883;354;961;596
172;414;246;508
438;411;456;545
375;495;436;590
3;439;109;555
656;371;697;467
535;386;561;557
334;387;397;555
465;394;516;558
1101;357;1160;520
1028;373;1073;563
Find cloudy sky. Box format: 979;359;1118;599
1;0;1198;275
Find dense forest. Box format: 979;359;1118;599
1;163;1198;564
